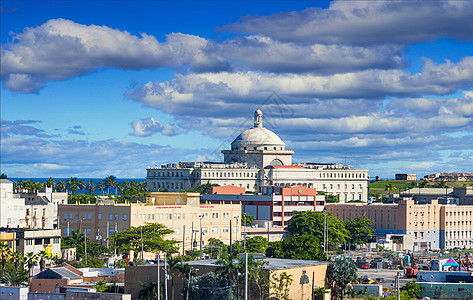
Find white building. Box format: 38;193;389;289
21;187;68;229
147;110;370;202
0;179;26;228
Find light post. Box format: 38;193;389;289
199;214;203;260
186;268;198;300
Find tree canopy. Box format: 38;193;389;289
345;216;374;245
265;234;327;261
109;223;178;259
286;211;349;249
327;255;358;300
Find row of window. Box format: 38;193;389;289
446;211;473;217
322;183;363;191
133;212;240;221
25;237;60;246
64;213;128;221
446;221;473;227
231;146;283;151
174;226;239;234
320;172;366;179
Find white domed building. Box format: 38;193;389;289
147;110;369;202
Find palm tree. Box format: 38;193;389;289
45;177;56;189
25;252;38;277
37;250;49;272
56;180;67;193
97;181;106;195
1;268;28;286
34;181;44;192
167;255;182;300
78;179;86;194
384;183;397;195
216;254;240;286
105;175;116;195
0;242;11;278
86;180;95;194
67;177;79;195
176;262;197;297
12;251;24;270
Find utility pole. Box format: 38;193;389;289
107;221;109;248
114;222;117;257
199;220;203;260
157;254;160;300
323;211;327;254
183;225;185;255
396;272;400;300
230;219;232;254
140;226;144;261
164;253;168;300
244;252;248;300
84;229;87;266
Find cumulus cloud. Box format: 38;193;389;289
67;125;85;135
221;1;473;45
1;119;56;138
127;57;473;117
1;136;211;178
130;117;187;137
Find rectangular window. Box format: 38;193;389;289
139;214;142;220
88;213;92;220
109;214;113;220
26;239;33;246
212;227;218;233
133;214;137;221
123;214;127;221
98;213;102;220
44;238;51;244
174;228;180;234
233;226;239;232
169;214;173;219
223;226;229;233
202;227;208;234
114;214;118;220
182;213;185;219
69;213;73;219
64;213;68;220
86;228;91;234
35;238;42;245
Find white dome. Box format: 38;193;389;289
232;127;285;148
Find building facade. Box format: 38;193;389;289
0;179;26;228
58;193;241;255
327;199;473;250
21;187;68;229
395;174;417;180
202;185;325;227
424;172;473;182
147;110;369;202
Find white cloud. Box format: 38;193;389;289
130;117;187;137
221;1;473;45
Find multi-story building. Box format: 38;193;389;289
202;185;325;227
0;228;61;256
0;179;26;228
58;192;241;255
146;110;369;202
20;187;67;229
327;199;473;250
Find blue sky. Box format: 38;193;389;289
1;1;473;179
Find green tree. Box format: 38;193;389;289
204;238;228;259
1;267;28;286
407;181;417;189
327;255;358;300
286;211;349;249
233;236;269;254
345;216;374;245
0;174;8;179
86;180;95;194
56;180;67;192
109;223;178;260
25;252;38;277
45;177;55;188
385;183;397;195
67;177;79;194
78;179;86;194
105;175;117;195
325;194;340;203
242;213;254;226
0;242;12;278
97;180;106;195
435;180;447;188
215;254;240;286
139;281;162;300
401;280;421;299
270;272;293;300
266;234;327;261
418;180;428;188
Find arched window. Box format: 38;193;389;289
270;159;284;166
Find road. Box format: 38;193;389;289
358;268;415;290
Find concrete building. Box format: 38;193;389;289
202;185;325;227
424;172;473;182
125;258;329;300
58;192;241;255
21;187;68;229
0;179;26;228
0;228;62;257
395;174;416;181
146;110;369;202
327;199;473;250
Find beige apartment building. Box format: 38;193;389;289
58;192;241;255
326;199;473;250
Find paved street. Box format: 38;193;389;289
358;269;414;290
